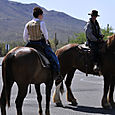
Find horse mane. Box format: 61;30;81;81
106;34;115;51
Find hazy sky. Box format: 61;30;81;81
11;0;115;31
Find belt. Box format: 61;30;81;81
30;39;45;42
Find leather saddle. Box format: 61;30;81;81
78;44;90;52
26;42;50;68
78;42;106;53
37;51;50;68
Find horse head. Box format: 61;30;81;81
106;34;115;51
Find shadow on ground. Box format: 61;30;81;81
61;105;115;115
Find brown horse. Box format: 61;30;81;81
0;47;56;115
53;34;115;109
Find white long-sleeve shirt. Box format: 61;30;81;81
23;18;48;42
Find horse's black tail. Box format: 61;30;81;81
1;53;14;107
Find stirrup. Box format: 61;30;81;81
93;64;100;73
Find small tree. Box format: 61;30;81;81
68;24;114;44
101;24;114;40
68;32;86;44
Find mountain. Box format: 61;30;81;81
0;0;86;42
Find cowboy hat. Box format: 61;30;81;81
88;10;100;17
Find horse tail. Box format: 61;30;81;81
2;53;14;107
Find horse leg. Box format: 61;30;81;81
102;75;112;109
0;81;14;115
45;81;53;115
53;74;66;107
65;68;77;106
109;76;115;108
0;85;7;115
35;84;43;115
15;84;28;115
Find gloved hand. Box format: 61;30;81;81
100;34;105;38
46;40;51;47
97;39;104;43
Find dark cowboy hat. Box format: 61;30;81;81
88;10;100;17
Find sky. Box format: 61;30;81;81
11;0;115;31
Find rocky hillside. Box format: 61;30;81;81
0;0;86;42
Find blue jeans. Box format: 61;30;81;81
25;40;60;73
44;44;60;72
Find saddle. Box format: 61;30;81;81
37;51;50;68
78;44;90;53
78;44;93;76
26;42;50;68
78;43;106;76
78;42;106;53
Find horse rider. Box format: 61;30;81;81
84;10;104;72
23;7;60;77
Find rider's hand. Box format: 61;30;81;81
98;38;104;43
100;34;105;38
46;40;51;47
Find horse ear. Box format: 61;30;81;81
107;35;113;45
107;34;115;39
107;34;115;49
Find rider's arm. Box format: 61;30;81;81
40;21;49;44
85;22;98;42
23;24;29;42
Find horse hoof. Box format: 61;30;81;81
110;102;115;108
56;102;63;107
68;98;78;106
102;103;112;109
39;111;43;115
71;101;78;106
45;110;50;115
39;113;43;115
